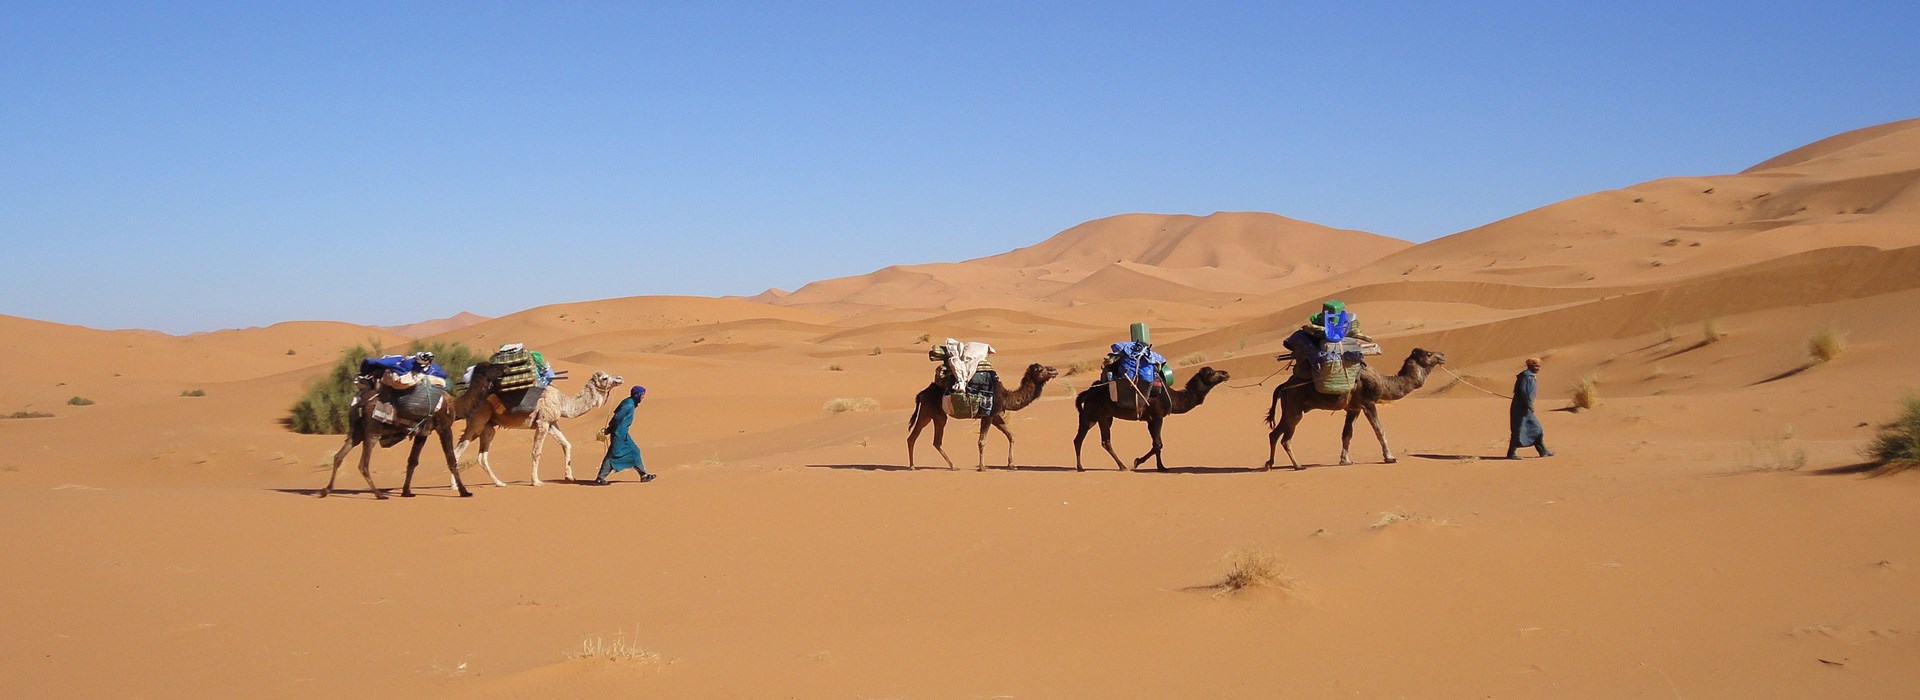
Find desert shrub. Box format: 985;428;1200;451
66;396;94;406
822;397;880;414
1064;359;1100;377
286;339;481;434
826;363;844;372
1866;396;1920;473
1214;549;1293;594
1808;326;1847;364
869;346;882;356
180;389;207;397
285;349;297;356
1178;352;1208;367
5;411;54;419
1571;374;1600;411
915;333;930;343
566;629;663;664
1702;317;1725;344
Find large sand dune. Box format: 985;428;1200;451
3;120;1918;697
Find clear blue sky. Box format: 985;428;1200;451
4;1;1916;333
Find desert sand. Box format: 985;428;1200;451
2;119;1918;698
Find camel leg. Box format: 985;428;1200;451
356;433;386;500
1280;406;1305;470
530;422;553;486
929;412;955;470
1133;414;1168;472
1072;412;1094;472
1340;409;1359;465
474;425;507;487
1098;417;1128;471
549;425;575;482
906;403;929;470
439;424;472;496
320;435;358;498
975;418;990;471
401;432;428;498
991;414;1016;469
1363;404;1395;463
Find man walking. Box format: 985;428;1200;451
1508;358;1554;460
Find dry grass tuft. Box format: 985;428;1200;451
869;346;882;356
1702;317;1726;344
567;629;666;665
1866;396;1920;474
1064;359;1100;377
1571;374;1600;411
5;410;55;420
67;396;94;406
1178;352;1208;367
826;363;844;372
1808;326;1847;364
1745;429;1808;472
822;397;880;414
1209;548;1294;595
180;389;207;397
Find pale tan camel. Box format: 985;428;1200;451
454;370;624;486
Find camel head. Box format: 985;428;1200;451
586;371;624;394
1190;366;1232;389
1024;363;1060;383
1408;348;1447;369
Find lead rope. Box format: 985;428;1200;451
1439;365;1512;400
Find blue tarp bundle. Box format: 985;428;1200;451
359;355;449;380
1108;342;1165;383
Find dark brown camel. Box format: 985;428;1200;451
317;366;500;499
907;362;1059;470
1073;367;1232;472
1262;348;1446;470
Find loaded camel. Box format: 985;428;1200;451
455;369;625;486
1263;347;1446;470
907;362;1059;470
1073;366;1232;472
318;369;484;499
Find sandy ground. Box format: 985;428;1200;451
3;119;1919;698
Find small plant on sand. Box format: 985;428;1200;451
1865;396;1920;474
67;396;94;406
1178;352;1208;367
869;346;882;356
1208;548;1294;595
1808;326;1847;364
5;411;54;419
1571;374;1600;411
567;628;665;665
915;333;930;343
823;397;880;414
1064;359;1099;377
285;349;297;356
1745;428;1807;472
1702;317;1726;344
180;389;207;397
826;363;844;372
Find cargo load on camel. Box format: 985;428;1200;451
467;343;565;416
356;354;449;437
1102;323;1172;415
928;338;996;418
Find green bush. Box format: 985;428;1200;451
1866;396;1920;473
180;389;207;397
286;339;481;434
67;396;94;406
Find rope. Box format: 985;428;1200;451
1439;366;1512;400
1228;361;1289;389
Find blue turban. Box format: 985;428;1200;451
630;385;647;398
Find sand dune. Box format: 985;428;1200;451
3;119;1919;698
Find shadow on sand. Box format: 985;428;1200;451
270;486;470;499
804;463;1266;474
1409;453;1515;462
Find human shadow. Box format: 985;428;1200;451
1750;363;1815;386
1409;452;1512;461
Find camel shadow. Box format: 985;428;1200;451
269;487;470;499
1152;465;1271;474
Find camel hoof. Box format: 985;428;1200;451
492;481;508;488
374;493;389;501
1156;465;1169;473
401;491;415;498
458;490;474;498
1294;465;1306;471
1384;457;1398;464
316;491;329;499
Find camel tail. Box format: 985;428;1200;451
907;400;923;428
1264;386;1281;429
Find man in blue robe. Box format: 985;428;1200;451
594;386;655;484
1508;358;1554;460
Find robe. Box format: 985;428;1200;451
598;397;644;473
1510;369;1544;448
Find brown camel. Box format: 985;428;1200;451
907;362;1059;470
454;370;624;486
1263;348;1446;470
1073;367;1232;472
318;374;482;499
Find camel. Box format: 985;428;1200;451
454;369;624;486
907;362;1059;470
1073;367;1232;472
1263;348;1446;470
318;374;479;499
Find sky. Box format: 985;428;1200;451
3;1;1917;333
